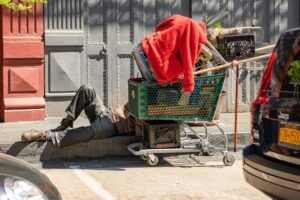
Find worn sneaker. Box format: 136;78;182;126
50;116;74;132
21;130;47;142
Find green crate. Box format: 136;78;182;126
128;74;226;121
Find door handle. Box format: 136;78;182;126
99;47;107;56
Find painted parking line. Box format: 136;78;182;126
68;165;116;200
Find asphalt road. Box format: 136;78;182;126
38;155;271;200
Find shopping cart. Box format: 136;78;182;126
128;42;235;166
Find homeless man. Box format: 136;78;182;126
21;85;135;147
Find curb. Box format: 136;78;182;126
0;132;249;164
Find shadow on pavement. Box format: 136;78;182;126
6;141;45;156
3;141;232;170
41;154;228;171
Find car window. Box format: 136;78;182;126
269;34;300;97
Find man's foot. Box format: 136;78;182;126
50;116;74;132
21;130;47;142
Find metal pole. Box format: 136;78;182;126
255;45;275;52
234;63;239;152
193;53;271;76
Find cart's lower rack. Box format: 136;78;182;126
127;122;235;166
128;142;208;155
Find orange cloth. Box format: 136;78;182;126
141;15;207;92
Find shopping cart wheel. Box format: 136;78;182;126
223;154;235;166
147;154;159;166
204;149;215;156
140;154;148;161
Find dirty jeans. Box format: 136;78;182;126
47;85;118;147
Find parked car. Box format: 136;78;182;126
0;153;61;200
243;28;300;200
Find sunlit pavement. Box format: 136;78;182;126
39;155;270;200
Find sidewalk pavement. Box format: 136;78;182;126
0;112;251;163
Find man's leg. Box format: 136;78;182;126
91;115;118;140
47;126;95;147
66;84;97;120
52;84;105;132
48;115;118;147
22;84;113;143
22;113;118;146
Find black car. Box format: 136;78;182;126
243;28;300;200
0;153;61;200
